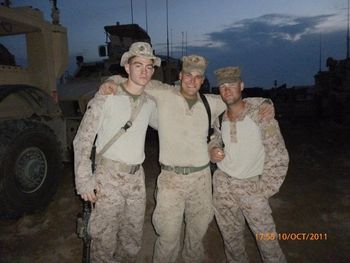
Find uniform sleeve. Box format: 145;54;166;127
259;117;289;198
243;97;274;108
107;75;126;85
208;116;224;151
144;80;175;98
73;94;107;195
209;96;273;123
106;76;174;99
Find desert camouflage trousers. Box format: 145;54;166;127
213;170;286;263
88;163;146;263
152;167;214;263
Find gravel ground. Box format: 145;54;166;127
0;121;349;263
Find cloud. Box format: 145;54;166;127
207;13;341;46
174;13;348;88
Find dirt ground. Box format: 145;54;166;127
0;120;349;263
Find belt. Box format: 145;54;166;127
160;163;209;175
101;158;141;174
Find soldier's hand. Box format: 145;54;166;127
259;101;275;120
98;80;118;95
81;189;99;203
210;147;225;163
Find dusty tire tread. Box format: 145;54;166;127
0;119;63;219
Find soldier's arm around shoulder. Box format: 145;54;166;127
141;80;178;98
244;97;275;120
244;97;274;107
259;115;289;198
98;75;125;95
99;75;175;98
73;93;107;195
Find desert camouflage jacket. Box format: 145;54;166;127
73;89;156;195
209;101;289;198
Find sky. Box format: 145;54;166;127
4;0;350;88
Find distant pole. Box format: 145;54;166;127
170;28;173;57
166;0;170;60
130;0;134;24
181;31;184;56
145;0;148;32
319;32;322;71
185;31;188;55
347;0;349;58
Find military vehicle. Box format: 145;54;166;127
314;56;350;124
60;22;180;101
0;1;180;219
0;1;73;219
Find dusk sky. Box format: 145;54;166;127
6;0;350;87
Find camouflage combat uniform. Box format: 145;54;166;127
107;78;223;263
73;89;157;263
107;73;270;262
209;101;289;263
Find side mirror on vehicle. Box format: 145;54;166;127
98;45;107;57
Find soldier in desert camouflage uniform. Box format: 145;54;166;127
73;42;160;262
209;66;289;263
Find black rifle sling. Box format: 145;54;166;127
200;93;225;143
218;111;224;130
200;93;212;143
200;93;222;175
218;111;225;148
90;94;146;168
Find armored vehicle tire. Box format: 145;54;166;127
0;120;63;219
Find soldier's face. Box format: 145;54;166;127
219;81;244;105
179;70;204;99
125;57;155;87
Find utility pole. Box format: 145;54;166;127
319;32;322;72
347;0;349;58
170;28;173;57
130;0;134;24
145;0;148;32
166;0;170;60
185;31;188;55
181;31;184;57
